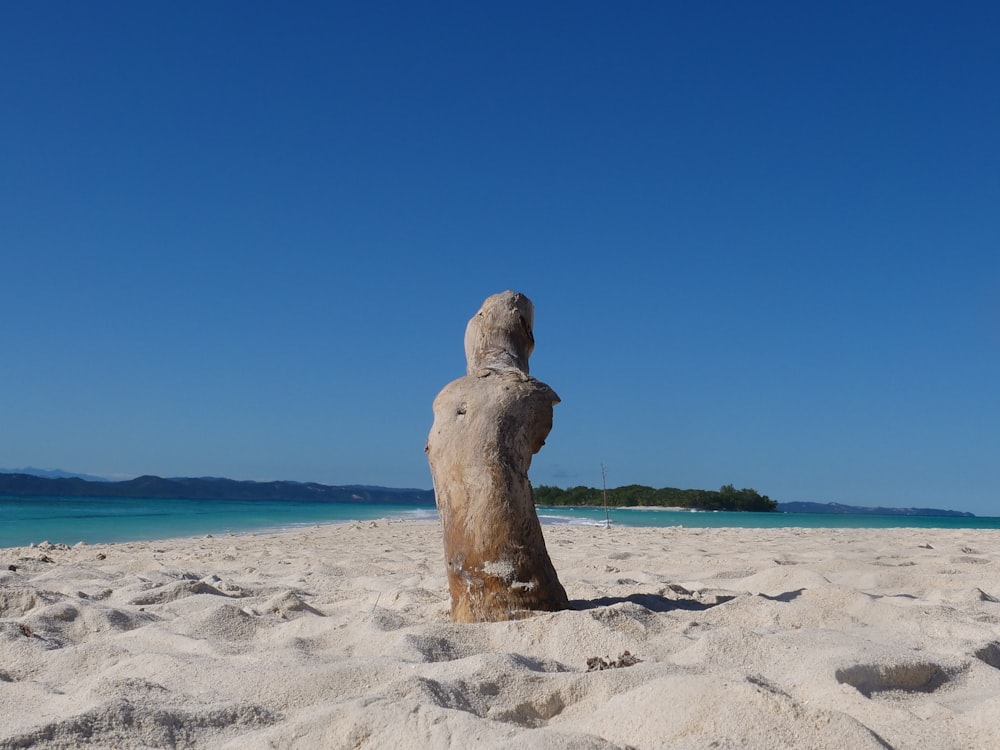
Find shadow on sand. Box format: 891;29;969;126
572;587;811;612
570;592;737;613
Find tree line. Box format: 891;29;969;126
533;483;777;512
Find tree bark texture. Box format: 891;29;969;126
426;291;570;622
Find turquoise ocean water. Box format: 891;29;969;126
3;495;999;549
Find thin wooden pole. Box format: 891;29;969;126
602;463;610;529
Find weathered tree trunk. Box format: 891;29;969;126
426;291;570;622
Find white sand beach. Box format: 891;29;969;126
2;520;999;749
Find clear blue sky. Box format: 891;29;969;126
2;2;998;514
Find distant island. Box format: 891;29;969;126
0;472;435;505
534;484;973;517
0;472;974;517
534;484;778;512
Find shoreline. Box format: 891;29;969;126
6;506;1000;551
2;520;999;748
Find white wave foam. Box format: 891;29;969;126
404;508;440;521
537;514;608;527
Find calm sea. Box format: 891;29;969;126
2;496;999;549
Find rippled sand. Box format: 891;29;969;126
2;521;999;749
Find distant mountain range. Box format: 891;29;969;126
0;467;115;482
0;472;435;505
0;470;974;517
776;501;974;518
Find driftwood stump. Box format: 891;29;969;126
426;291;570;622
